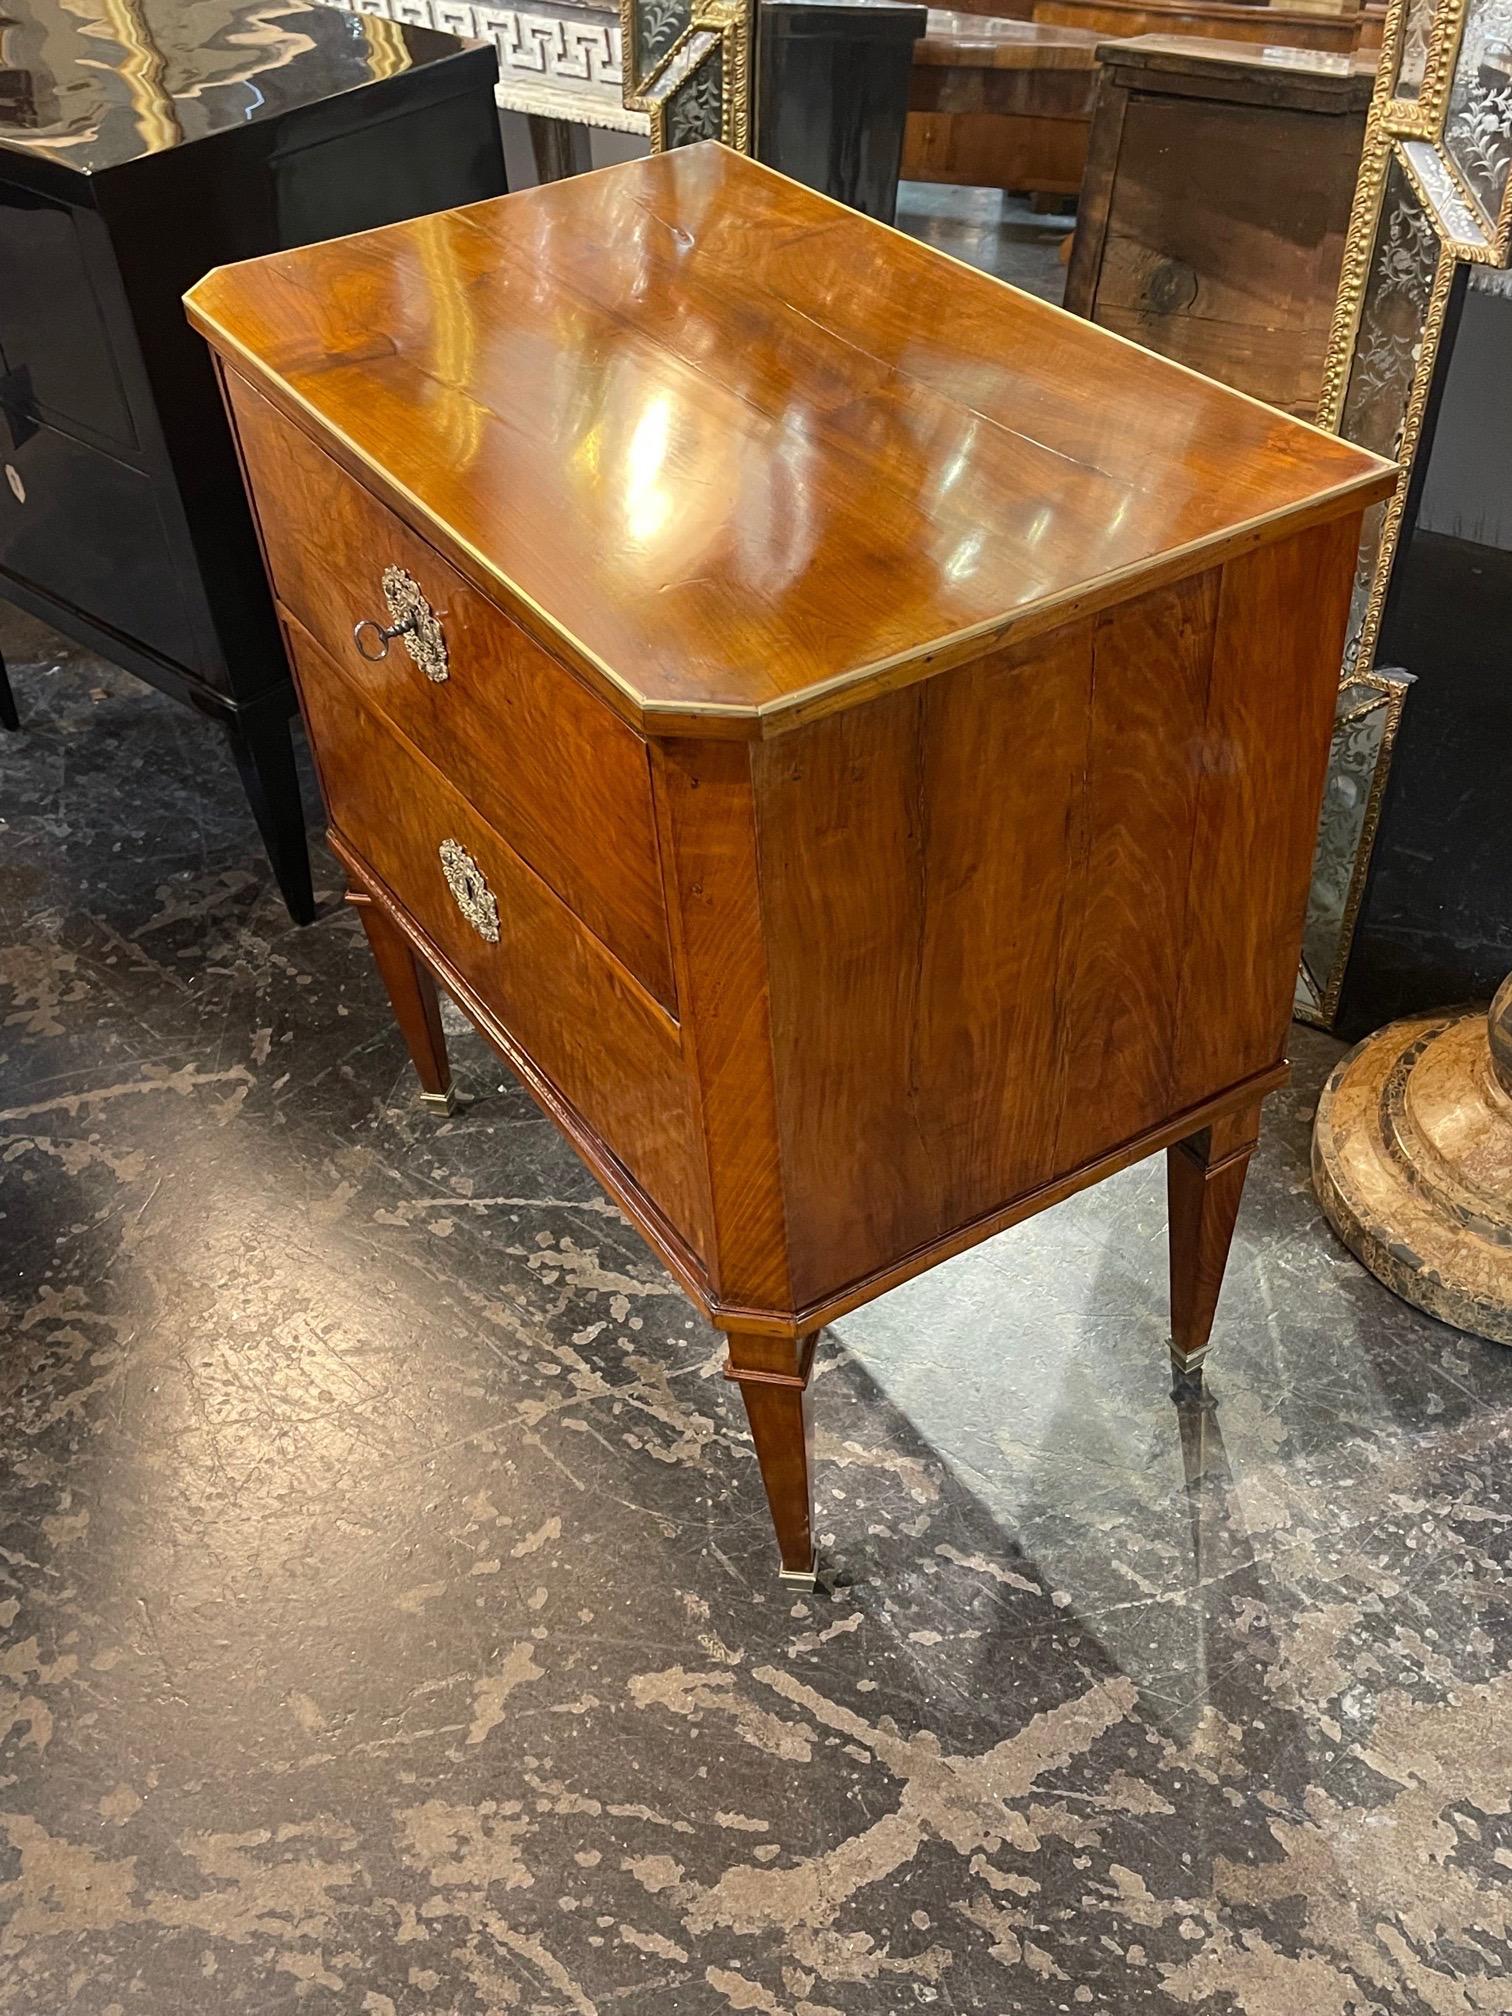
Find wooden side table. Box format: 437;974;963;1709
1065;35;1374;417
901;12;1102;201
188;145;1392;1579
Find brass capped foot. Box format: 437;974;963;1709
778;1551;820;1589
419;1085;459;1115
1169;1344;1207;1394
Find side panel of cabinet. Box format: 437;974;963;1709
750;555;1313;1311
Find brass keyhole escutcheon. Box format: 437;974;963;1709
439;839;500;942
352;567;449;681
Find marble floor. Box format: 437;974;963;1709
2;586;1511;2016
895;182;1072;299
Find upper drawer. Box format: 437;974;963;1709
226;372;676;1012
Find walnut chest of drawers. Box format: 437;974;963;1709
187;143;1393;1579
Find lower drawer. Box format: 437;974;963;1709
288;618;706;1249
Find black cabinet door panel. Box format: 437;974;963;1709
0;185;138;453
0;423;201;668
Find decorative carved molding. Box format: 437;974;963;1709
323;0;750;149
621;0;752;154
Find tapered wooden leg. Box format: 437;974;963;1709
0;646;18;732
725;1331;818;1583
225;709;314;925
348;884;456;1112
1167;1099;1264;1384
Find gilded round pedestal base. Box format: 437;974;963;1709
1312;990;1512;1347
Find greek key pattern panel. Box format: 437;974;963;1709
342;0;625;103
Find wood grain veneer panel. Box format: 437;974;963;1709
287;619;705;1248
754;552;1334;1312
1051;568;1220;1170
1170;514;1360;1106
654;741;792;1314
756;626;1097;1307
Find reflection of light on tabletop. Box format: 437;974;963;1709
623;394;674;547
946;528;985;581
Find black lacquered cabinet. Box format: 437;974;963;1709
0;0;506;920
756;0;925;224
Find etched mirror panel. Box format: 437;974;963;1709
1443;0;1512;223
1335;158;1441;669
1395;0;1438;98
1302;0;1512;1026
1340;159;1440;457
631;0;691;80
664;42;721;144
1295;671;1412;1022
1342;496;1390;672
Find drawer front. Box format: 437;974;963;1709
289;619;705;1248
228;374;676;1011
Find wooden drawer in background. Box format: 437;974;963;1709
287;616;705;1243
228;374;676;1010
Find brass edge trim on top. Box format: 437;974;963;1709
739;471;1397;737
187;147;1391;739
187;319;676;728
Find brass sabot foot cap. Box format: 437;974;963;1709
777;1551;820;1589
1312;986;1512;1347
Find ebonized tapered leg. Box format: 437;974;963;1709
348;884;456;1113
1166;1100;1263;1384
725;1331;819;1583
225;710;314;925
0;646;18;732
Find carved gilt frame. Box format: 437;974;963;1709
1299;0;1512;1023
619;0;753;151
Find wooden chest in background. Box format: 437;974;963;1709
1065;34;1374;418
901;12;1102;200
188;146;1391;1579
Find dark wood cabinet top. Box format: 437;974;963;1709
1096;32;1377;101
187;142;1394;738
0;0;476;176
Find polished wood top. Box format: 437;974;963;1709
187;143;1394;737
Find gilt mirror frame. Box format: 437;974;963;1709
619;0;752;151
1299;0;1512;1024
